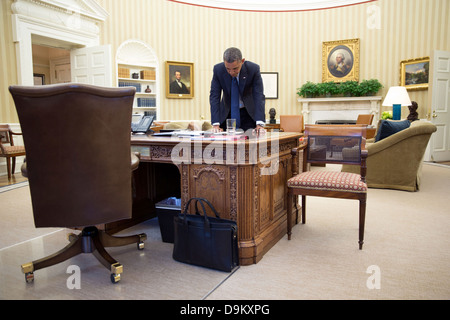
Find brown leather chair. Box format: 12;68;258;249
9;83;146;283
0;124;26;180
280;115;304;133
287;125;368;249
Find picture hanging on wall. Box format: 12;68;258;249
261;72;279;99
322;38;360;83
400;56;429;91
33;74;45;85
165;61;194;99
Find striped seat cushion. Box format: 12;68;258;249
288;171;367;193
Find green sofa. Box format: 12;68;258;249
341;120;437;191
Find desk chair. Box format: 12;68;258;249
0;124;26;180
287;125;368;249
280;115;304;133
9;83;146;283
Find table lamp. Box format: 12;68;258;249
382;86;412;120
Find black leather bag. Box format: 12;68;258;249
172;197;239;272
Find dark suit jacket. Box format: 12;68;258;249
209;60;265;125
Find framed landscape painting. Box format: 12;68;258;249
400;56;429;90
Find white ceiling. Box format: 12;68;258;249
170;0;374;12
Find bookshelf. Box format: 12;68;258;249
116;40;160;119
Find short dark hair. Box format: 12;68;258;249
223;47;242;63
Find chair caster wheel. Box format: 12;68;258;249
137;233;147;250
110;263;122;283
67;233;78;242
110;273;121;283
22;262;34;283
25;272;34;283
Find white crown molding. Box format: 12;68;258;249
12;0;108;21
170;0;374;12
12;0;107;35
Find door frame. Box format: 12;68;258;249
429;50;450;162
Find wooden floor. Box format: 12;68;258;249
0;174;28;187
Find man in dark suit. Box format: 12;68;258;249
209;47;265;133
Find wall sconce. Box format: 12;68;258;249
382;86;412;120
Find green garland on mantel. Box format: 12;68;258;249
297;79;383;98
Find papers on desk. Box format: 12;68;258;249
152;130;248;140
196;134;248;141
152;130;204;137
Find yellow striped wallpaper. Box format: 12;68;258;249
1;0;449;123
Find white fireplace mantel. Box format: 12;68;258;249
298;96;382;125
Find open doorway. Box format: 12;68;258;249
32;43;71;85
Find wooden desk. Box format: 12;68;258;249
120;132;302;265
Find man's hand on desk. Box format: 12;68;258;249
212;125;223;133
253;125;266;137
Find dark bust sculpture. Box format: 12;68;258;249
407;101;419;122
269;108;276;124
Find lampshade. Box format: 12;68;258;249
382;86;411;120
382;86;411;107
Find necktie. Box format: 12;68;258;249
231;77;241;128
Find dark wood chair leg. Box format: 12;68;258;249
359;197;366;250
100;231;146;248
21;234;83;281
6;157;12;180
11;156;16;176
287;191;293;240
92;234;124;283
294;194;299;225
301;195;306;224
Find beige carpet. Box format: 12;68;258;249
0;183;62;250
0;163;449;300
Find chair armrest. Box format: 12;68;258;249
131;152;140;171
10;130;23;136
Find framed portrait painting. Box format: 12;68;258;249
400;57;429;90
165;61;194;98
322;38;360;82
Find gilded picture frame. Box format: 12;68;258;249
400;56;429;91
322;38;360;83
165;61;194;98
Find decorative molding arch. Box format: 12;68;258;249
169;0;376;12
11;0;108;85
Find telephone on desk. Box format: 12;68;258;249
131;115;154;134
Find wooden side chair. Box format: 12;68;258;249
0;124;26;180
280;115;304;133
356;114;374;125
287;124;368;249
